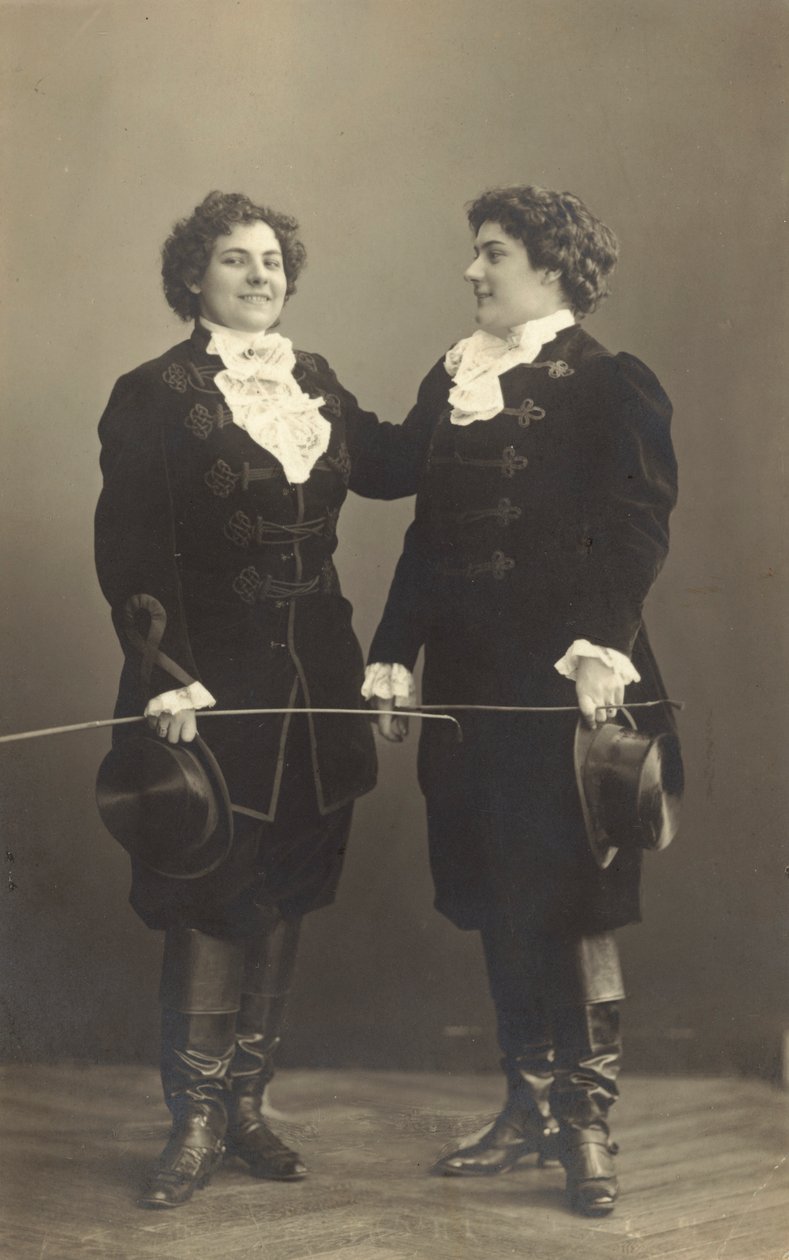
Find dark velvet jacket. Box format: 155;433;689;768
368;324;679;934
95;324;431;822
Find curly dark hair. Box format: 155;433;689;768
161;191;307;321
466;186;619;316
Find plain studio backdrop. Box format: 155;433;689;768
0;0;786;1080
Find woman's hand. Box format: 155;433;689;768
145;707;198;744
575;657;624;728
372;696;410;743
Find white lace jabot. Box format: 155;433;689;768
202;318;330;484
444;309;575;425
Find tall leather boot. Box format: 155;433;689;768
551;934;624;1217
138;927;244;1209
225;913;306;1180
432;922;560;1176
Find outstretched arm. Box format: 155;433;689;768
312;355;448;500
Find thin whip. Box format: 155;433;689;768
417;700;684;713
0;707;460;745
0;699;683;747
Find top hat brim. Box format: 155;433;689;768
96;733;234;880
574;720;619;869
574;716;683;871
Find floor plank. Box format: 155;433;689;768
0;1066;786;1260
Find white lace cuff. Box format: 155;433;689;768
554;639;640;686
144;682;217;716
361;663;416;707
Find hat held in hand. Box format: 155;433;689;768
96;733;233;879
574;712;684;870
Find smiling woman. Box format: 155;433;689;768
464;222;567;336
464;185;619;331
161;191;306;319
188;221;288;333
94;190;434;1210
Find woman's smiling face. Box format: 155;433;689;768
189;220;287;333
464;220;565;338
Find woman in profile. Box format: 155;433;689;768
366;185;678;1216
95;191;430;1208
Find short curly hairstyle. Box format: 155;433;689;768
161;191;307;321
466;186;619;316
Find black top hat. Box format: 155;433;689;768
573;713;684;870
96;733;233;879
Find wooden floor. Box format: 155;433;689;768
0;1066;787;1260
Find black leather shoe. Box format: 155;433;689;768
560;1125;619;1216
226;1095;306;1180
433;1046;561;1177
432;1108;560;1176
138;1112;226;1209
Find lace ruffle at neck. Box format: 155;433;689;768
201;320;330;484
444;309;576;425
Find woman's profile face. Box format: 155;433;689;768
464;220;564;337
188;220;287;333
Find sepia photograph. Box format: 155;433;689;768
0;1;787;1257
